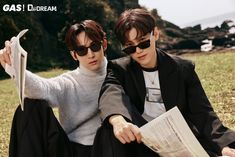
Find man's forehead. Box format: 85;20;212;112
76;32;92;45
125;28;147;44
126;28;139;41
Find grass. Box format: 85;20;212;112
182;51;235;129
0;51;235;156
0;69;65;156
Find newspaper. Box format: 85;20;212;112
140;106;209;157
5;29;28;111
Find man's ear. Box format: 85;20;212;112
153;26;160;41
102;39;107;51
70;51;78;61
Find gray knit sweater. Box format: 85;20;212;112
24;57;107;145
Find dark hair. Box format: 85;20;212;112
114;8;156;45
65;20;106;51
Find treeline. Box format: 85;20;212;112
0;0;141;78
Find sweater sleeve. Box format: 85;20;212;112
24;70;65;107
99;63;132;122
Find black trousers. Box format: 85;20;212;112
9;98;92;157
92;121;159;157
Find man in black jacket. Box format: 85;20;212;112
96;8;235;157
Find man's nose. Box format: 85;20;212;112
136;46;142;54
87;48;95;58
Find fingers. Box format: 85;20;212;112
113;123;141;144
5;40;11;54
121;124;136;143
0;49;6;68
114;123;132;144
5;40;11;64
109;115;142;144
113;132;125;144
131;124;142;143
3;48;11;66
0;48;8;68
0;40;12;68
222;147;235;157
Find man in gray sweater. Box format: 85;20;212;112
0;20;107;157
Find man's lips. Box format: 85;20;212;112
89;60;97;65
137;54;147;60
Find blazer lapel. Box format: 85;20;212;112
127;50;180;112
128;61;146;110
158;50;180;111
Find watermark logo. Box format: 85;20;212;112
3;4;23;11
2;4;57;12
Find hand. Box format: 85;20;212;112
222;146;235;157
109;115;142;144
0;40;12;68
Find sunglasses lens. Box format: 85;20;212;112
90;42;101;52
122;40;151;55
75;46;88;56
138;40;150;49
74;42;101;56
122;46;136;54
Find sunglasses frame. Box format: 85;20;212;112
74;41;102;56
122;31;153;55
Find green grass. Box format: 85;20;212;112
0;51;235;156
182;51;235;129
0;68;65;156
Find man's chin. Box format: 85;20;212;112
89;64;101;71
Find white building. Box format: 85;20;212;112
229;27;235;34
201;39;213;52
226;21;235;34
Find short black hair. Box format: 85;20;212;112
115;8;156;45
65;20;106;51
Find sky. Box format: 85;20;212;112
138;0;235;28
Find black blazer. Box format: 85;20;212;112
98;49;235;155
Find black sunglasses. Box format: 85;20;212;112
74;42;102;56
122;39;151;55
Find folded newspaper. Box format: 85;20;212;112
140;106;210;157
5;29;28;111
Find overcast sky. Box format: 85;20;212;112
138;0;235;27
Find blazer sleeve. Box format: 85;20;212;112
184;62;235;153
98;62;132;122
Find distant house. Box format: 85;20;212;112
226;20;235;34
229;27;235;34
227;20;235;27
201;39;213;52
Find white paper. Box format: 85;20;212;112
5;29;28;111
140;106;210;157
